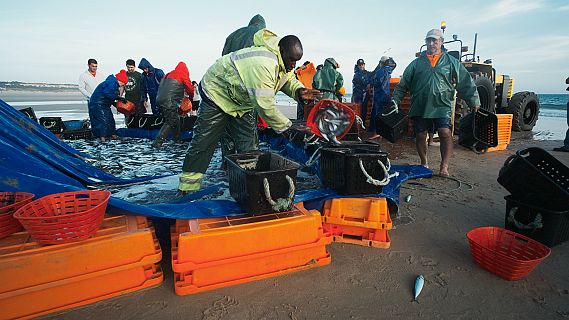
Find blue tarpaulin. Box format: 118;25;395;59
0;99;431;219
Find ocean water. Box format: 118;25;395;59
1;92;567;140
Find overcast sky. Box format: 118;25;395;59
1;0;568;93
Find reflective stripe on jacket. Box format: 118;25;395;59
202;29;303;131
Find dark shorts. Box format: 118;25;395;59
412;117;451;134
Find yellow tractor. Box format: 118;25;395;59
420;22;540;131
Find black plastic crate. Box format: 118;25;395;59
225;152;300;215
18;107;38;123
504;195;569;247
39;117;65;134
459;109;498;150
62;119;89;131
498;147;569;207
126;114;164;129
180;115;197;131
61;129;93;140
320;148;389;195
375;111;408;143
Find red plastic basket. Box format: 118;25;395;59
306;99;355;141
13;190;110;245
0;192;35;238
467;227;551;280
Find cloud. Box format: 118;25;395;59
451;0;545;24
559;5;569;11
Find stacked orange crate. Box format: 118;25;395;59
322;197;393;248
0;215;163;320
172;204;331;295
485;114;513;152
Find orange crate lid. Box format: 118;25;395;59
0;215;161;294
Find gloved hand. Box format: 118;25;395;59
297;88;323;102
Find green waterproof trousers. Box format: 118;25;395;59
182;97;258;173
153;99;181;147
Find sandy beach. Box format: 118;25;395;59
38;136;569;320
2;90;568;319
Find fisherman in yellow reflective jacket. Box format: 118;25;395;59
179;29;321;192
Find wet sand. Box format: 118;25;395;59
3;91;569;319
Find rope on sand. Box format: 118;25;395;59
401;175;473;193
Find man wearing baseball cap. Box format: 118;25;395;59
392;28;480;177
352;58;372;108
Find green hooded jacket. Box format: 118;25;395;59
392;50;480;118
312;58;344;100
222;14;266;55
202;29;304;131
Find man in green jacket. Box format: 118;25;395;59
392;29;480;177
179;29;320;192
222;14;266;55
312;58;344;101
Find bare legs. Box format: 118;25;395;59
416;128;452;176
438;128;452;177
415;131;429;168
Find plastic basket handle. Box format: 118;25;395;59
305;146;322;167
262;175;295;212
499;154;517;177
507;207;543;230
358;158;399;187
355;115;366;130
153;117;164;127
236;158;258;170
43;120;56;129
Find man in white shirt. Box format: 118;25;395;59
78;58;105;101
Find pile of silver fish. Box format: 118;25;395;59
312;102;353;145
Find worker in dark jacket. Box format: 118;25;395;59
369;57;396;135
352;58;372;122
222;14;266;55
312;58;344;101
88;70;128;141
152;62;194;148
138;58;165;115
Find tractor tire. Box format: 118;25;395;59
471;72;496;113
508;91;539;131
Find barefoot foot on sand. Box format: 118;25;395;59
439;166;449;177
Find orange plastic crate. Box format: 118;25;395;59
322;197;392;248
0;215;161;294
482;114;512;153
172;205;327;268
171;204;331;295
322;197;392;230
0;263;163;320
174;242;330;295
324;224;391;248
